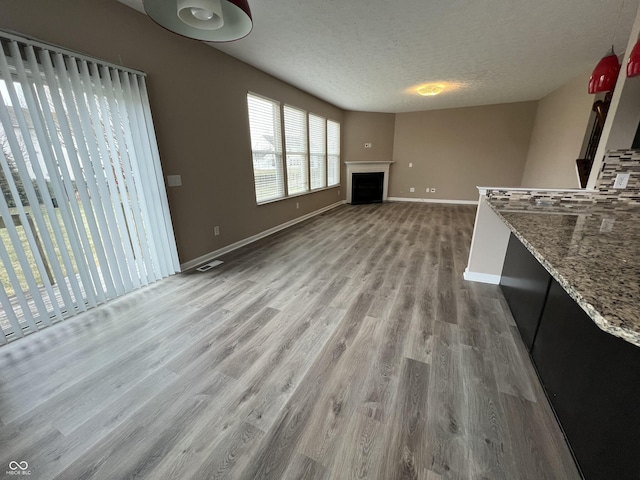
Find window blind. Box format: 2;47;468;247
247;93;284;203
283;105;308;195
0;32;179;343
309;114;326;190
327;120;340;186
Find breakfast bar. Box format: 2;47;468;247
473;192;640;480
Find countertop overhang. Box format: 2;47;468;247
488;198;640;347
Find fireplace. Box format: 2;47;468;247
345;161;394;204
352;172;384;204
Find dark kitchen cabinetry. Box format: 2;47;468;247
532;279;640;480
500;234;551;351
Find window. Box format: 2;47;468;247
247;93;340;203
283;105;308;195
0;32;179;342
309;114;326;190
327;120;340;186
247;94;284;203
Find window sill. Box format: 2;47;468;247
257;184;341;206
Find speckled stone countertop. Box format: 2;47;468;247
488;199;640;347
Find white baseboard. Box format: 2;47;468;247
388;196;478;205
180;200;347;271
463;269;501;284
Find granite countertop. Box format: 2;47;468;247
488;199;640;347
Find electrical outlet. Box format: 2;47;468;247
613;173;630;189
296;202;299;209
409;187;415;193
338;190;340;196
430;188;436;193
364;143;372;148
426;187;430;192
409;162;413;168
214;226;220;236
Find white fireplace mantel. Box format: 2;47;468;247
345;161;394;204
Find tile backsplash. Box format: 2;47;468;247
486;149;640;206
594;149;640;205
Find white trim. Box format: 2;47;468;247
388;197;478;205
180;200;346;271
463;269;501;284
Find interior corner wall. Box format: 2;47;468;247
0;0;344;266
520;72;594;188
342;111;396;163
390;102;537;201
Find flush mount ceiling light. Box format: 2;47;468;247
144;0;253;42
588;47;621;94
417;83;446;96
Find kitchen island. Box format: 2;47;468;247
484;197;640;480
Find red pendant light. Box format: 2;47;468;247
627;39;640;77
144;0;253;42
588;47;620;94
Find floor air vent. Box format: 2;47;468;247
196;260;224;272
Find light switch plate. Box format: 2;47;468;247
167;175;182;187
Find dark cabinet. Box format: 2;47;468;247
532;279;640;480
500;234;552;351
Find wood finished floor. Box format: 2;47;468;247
0;202;581;480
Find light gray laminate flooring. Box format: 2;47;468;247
0;203;580;480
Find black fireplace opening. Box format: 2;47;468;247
352;172;384;204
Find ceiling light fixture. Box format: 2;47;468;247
627;38;640;77
417;84;445;96
144;0;253;42
588;47;621;94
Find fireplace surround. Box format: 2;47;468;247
345;161;393;204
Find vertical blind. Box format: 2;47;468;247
283;105;308;195
327;119;340;186
0;32;179;343
309;114;326;190
247;93;284;203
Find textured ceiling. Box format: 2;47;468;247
118;0;638;112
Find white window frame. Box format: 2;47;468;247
247;92;340;205
247;93;285;204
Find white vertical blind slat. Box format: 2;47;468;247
54;53;118;299
87;62;140;289
23;45;89;312
66;58;128;295
39;50;107;304
98;66;149;285
31;47;98;308
109;69;155;282
122;73;166;279
129;76;172;277
8;41;82;313
0;55;62;325
0;281;21;339
138;77;180;273
0;32;178;342
0;42;73;323
0;215;38;332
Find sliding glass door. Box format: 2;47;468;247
0;32;179;344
